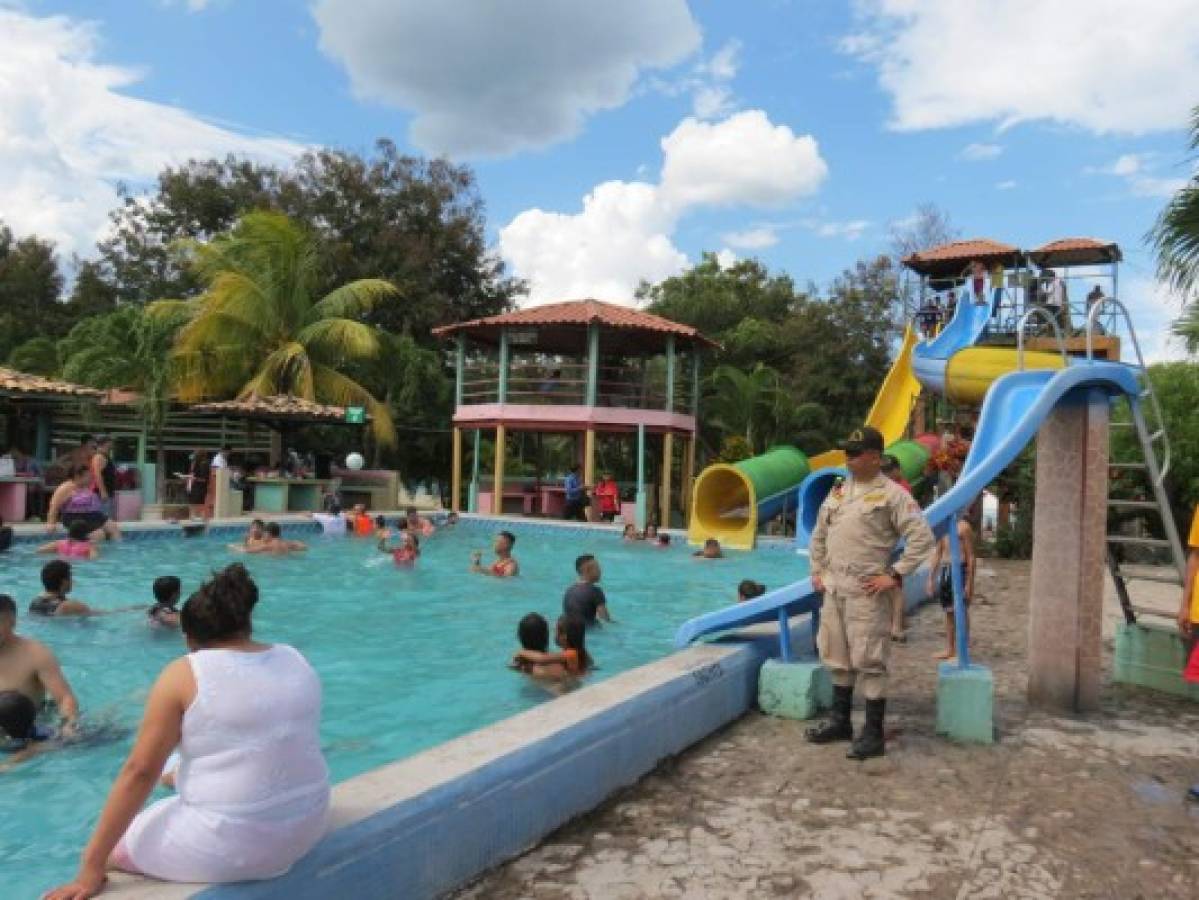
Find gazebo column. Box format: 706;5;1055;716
468;429;481;513
681;434;694;518
451;427;462;513
665;335;676;413
585;324;599;406
660;432;674;528
635;423;647;530
583;428;596;520
493;424;507;516
497;330;510;404
35;411;51;461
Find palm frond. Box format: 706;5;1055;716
296;318;381;363
246;342;314;399
1149;183;1199;297
309;278;399;322
312;365;396;447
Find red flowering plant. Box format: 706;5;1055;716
925;437;970;480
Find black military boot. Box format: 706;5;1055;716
847;698;886;760
805;685;853;744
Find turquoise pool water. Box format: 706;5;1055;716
1;521;808;896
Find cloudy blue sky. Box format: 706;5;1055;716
1;1;1197;357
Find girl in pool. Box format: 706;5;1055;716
644;523;658;541
36;520;99;560
511;614;592;677
621;523;641;541
379;530;420;566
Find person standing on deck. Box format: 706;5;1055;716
806;426;935;760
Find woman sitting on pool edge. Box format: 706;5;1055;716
44;563;330;898
36;520;100;560
470;530;519;577
512;614;592;678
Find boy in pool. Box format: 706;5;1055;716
373;515;392;542
512;614;592;677
693;538;724;559
563;554;611;625
406;506;435;537
36;519;99;560
229;519;267;552
471;530;520;577
0;594;80;754
378;529;420;566
509;613;567;679
148;576;182;628
737;579;766;603
29;560;97;617
245;522;308;556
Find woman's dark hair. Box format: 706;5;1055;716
0;594;16;618
67;520;91;542
558;614;592;671
738;579;767;601
69;463;90;480
265;522;281;538
375;515;386;527
181;563;259;644
499;530;516;547
517;612;549;652
153;575;182;605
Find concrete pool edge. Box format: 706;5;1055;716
104;624;804;900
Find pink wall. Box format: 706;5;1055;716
453;403;696;434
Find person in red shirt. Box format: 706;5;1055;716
594;472;621;523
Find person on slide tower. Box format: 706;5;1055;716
805;426;935;760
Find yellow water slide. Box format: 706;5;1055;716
689;324;924;549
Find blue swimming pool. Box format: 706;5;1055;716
1;519;808;896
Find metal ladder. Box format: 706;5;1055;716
1086;299;1188;623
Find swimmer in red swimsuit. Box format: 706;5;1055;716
470;530;519;577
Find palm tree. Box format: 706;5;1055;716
704;363;792;453
1150;104;1199;349
169;212;397;445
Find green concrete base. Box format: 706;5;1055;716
757;658;831;720
936;663;994;744
1113;622;1199;701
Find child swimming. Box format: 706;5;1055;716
511;614;592;677
379;529;420;566
148;576;182;628
509;613;567;679
621;523;641;541
693;538;724;559
36;520;98;560
737;579;766;603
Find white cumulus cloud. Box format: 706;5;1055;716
312;0;701;157
0;9;302;259
842;0;1199;134
1086;152;1194;198
499;111;829;304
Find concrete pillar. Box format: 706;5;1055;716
35;411;51;461
664;335;676;412
493;424;506;516
497;331;510;404
451;427;462;513
454;335;465;408
586;325;600;407
680;435;694;518
583;428;596;521
1027;388;1109;713
660;432;674;528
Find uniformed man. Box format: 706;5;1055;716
806;426;935;759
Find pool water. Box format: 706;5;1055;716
1;521;807;896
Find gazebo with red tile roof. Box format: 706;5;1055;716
901;238;1023;278
1027;237;1122;268
433;299;715;526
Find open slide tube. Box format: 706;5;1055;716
675;360;1142;654
688;325;923;549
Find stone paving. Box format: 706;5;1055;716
460;559;1199;899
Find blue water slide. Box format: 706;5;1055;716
674;360;1141;650
910;294;993;393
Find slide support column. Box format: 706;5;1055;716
1027;388;1109;713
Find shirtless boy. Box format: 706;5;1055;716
0;594;79;753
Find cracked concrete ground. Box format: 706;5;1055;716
459;559;1199;899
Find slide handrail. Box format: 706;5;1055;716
1015;307;1067;371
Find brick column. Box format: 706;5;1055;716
1027;388;1109;712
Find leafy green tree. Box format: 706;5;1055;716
1149;104;1199;342
94;142;522;338
0;224;68;356
169;211;398;446
7;336;60;375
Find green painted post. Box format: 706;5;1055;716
586;324;599;407
497;330;510;404
455;334;465;407
635;423;647;529
665;335;676;412
692;351;701;416
468;429;481;512
34;412;50;461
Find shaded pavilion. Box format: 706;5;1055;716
432;300;718;526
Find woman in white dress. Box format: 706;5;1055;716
45;564;329;898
